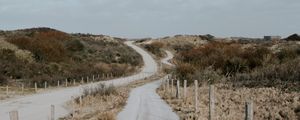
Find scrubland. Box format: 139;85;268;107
0;28;142;88
137;34;300;119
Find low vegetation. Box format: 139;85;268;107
64;84;128;120
157;81;300;120
0;27;142;87
142;41;165;57
63;71;167;120
174;40;300;91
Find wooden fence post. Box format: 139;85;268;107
93;75;95;82
81;77;84;84
209;85;215;120
79;95;83;106
194;80;198;112
50;105;55;120
73;79;76;86
21;84;24;94
9;110;19;120
57;80;60;87
162;78;166;91
167;78;170;94
35;82;37;93
65;79;68;87
184;80;187;99
171;79;174;97
176;80;180;99
44;81;47;89
245;101;253;120
87;76;89;83
6;86;9;96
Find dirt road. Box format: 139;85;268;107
0;41;157;120
117;50;179;120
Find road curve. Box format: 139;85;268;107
0;41;157;120
161;50;175;67
117;50;179;120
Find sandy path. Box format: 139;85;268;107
117;50;179;120
0;41;157;120
161;50;174;67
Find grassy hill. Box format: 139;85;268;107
0;27;142;86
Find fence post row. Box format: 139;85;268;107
209;85;215;120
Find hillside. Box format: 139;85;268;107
0;27;142;87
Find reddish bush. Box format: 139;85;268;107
8;34;67;62
175;63;195;79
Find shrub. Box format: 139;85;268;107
0;74;7;85
175;63;195;80
83;84;116;97
276;48;298;63
191;67;223;85
65;39;84;52
174;41;300;90
144;41;164;57
8;35;67;62
233;58;300;91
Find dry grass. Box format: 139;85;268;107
158;83;300;120
62;86;128;120
62;69;167;120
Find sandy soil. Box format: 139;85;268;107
158;83;300;120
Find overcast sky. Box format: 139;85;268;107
0;0;299;38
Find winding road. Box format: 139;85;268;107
0;41;158;120
117;50;179;120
